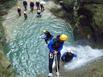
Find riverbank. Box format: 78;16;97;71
0;0;16;77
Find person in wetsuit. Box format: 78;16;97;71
23;0;28;11
48;34;68;77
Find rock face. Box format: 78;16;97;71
52;0;103;47
0;0;16;77
80;0;103;3
75;3;103;47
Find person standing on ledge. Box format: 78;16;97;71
24;11;27;20
17;6;21;16
23;0;28;11
30;0;34;12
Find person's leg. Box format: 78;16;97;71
24;6;27;11
49;53;54;73
56;53;61;72
45;39;48;44
31;7;33;12
19;12;21;16
24;14;27;20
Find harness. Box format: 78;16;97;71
52;38;62;51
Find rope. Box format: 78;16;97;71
54;54;60;77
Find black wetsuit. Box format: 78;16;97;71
44;31;53;44
23;1;28;11
40;4;44;11
17;8;21;16
30;2;34;12
37;10;41;17
36;1;40;10
24;13;27;20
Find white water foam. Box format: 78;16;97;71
61;45;103;70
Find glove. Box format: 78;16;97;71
54;51;58;55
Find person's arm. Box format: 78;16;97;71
41;34;47;39
73;53;77;57
48;39;54;53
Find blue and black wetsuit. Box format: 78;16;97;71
61;52;77;63
48;38;64;73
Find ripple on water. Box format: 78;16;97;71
6;8;73;77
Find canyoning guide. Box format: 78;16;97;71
48;34;68;77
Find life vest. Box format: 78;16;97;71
52;38;63;51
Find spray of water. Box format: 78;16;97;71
61;45;103;70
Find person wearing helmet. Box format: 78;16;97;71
23;0;28;11
17;6;21;16
36;0;40;10
40;2;44;12
59;0;63;6
30;0;34;12
36;10;41;17
61;51;77;63
24;11;27;20
42;30;53;44
48;34;68;77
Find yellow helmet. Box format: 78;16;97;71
59;34;68;41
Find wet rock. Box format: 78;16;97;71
0;11;7;16
0;50;11;69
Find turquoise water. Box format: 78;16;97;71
6;10;73;77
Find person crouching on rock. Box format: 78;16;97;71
30;0;34;12
40;2;45;12
61;51;77;64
